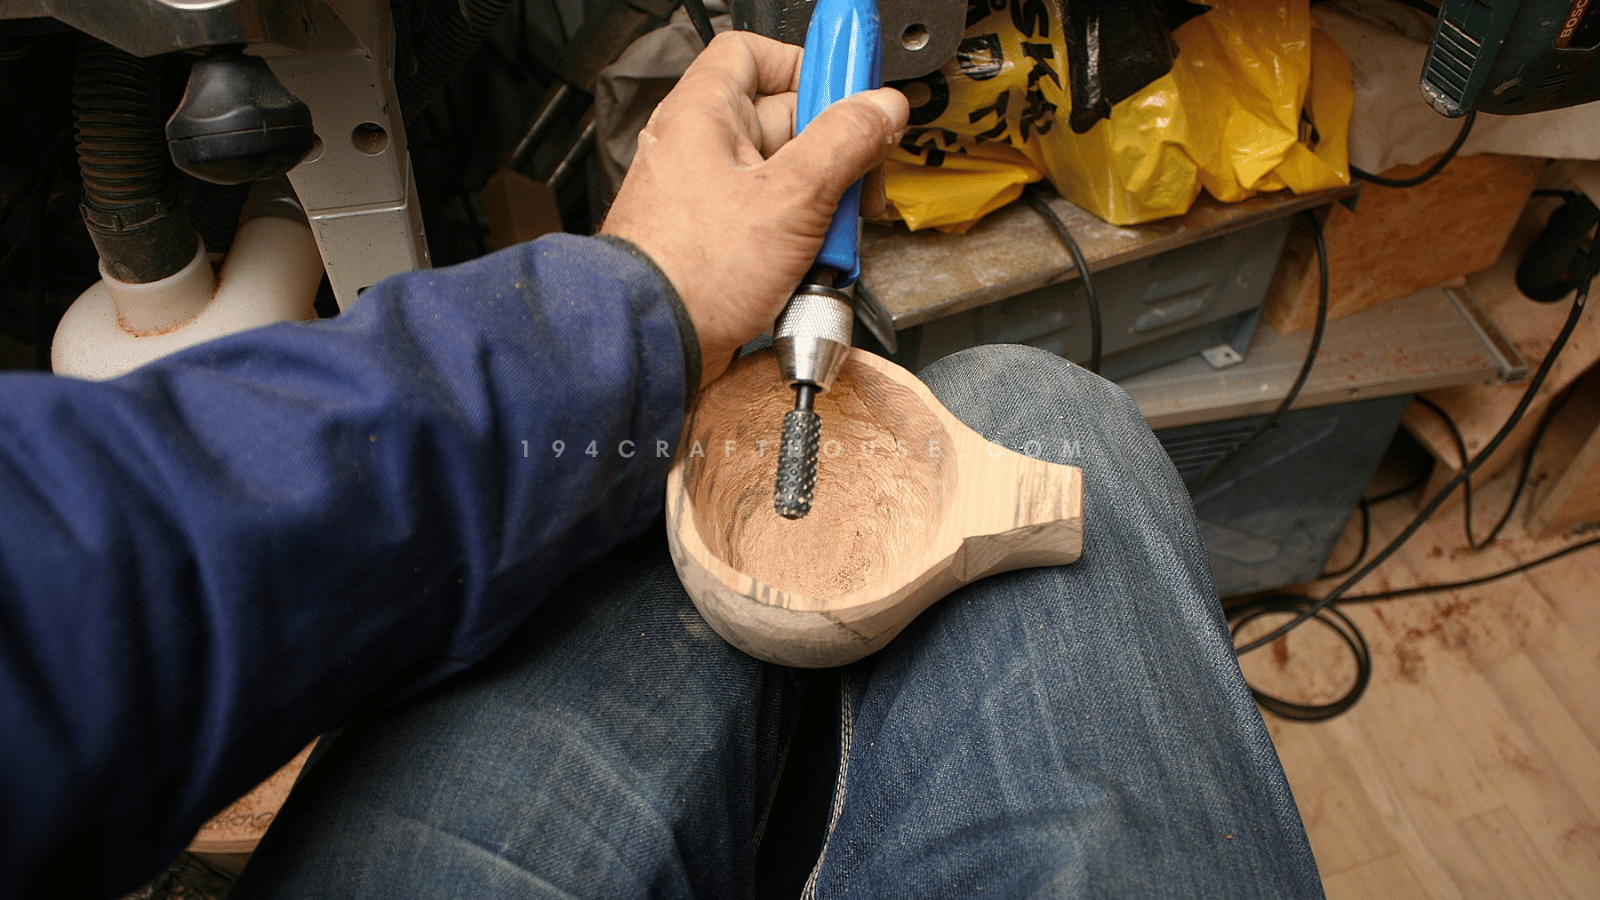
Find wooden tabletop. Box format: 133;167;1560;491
860;186;1358;330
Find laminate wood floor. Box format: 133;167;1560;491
1234;439;1600;899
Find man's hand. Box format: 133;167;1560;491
600;31;909;392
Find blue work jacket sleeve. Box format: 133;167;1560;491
0;233;699;899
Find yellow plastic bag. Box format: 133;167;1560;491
882;0;1352;231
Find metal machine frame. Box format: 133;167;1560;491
0;0;429;307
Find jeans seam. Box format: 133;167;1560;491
800;672;854;900
753;672;807;855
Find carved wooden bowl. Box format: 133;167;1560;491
666;348;1083;667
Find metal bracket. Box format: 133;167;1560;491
266;0;431;306
729;0;965;81
1200;343;1245;370
1444;284;1530;384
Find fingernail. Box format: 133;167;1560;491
865;90;909;130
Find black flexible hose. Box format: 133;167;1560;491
397;0;517;122
187;181;251;255
74;41;168;210
72;37;196;283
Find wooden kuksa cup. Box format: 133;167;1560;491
666;348;1084;667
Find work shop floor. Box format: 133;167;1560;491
1235;441;1600;899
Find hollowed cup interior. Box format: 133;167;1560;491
680;349;956;603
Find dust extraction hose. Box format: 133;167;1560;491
397;0;516;122
73;37;197;284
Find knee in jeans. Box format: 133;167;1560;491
919;344;1140;423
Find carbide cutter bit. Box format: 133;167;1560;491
773;270;854;518
771;0;881;519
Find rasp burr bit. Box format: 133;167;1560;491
773;272;853;519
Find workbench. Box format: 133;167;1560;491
858;186;1522;431
859;186;1526;597
862;188;1354;330
1121;283;1519;431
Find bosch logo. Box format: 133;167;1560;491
1558;0;1592;46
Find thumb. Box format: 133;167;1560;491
769;87;909;205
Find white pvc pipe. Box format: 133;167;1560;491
52;213;325;381
107;240;217;337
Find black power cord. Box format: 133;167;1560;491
1189;210;1331;495
1412;385;1581;551
1492;384;1583;533
1349;110;1476;189
1017;106;1574;721
1025;183;1103;374
1233;527;1600;720
1229;237;1597;720
1412;394;1489;546
1317;466;1430;579
1242;239;1594;652
1342;535;1600;603
1318;499;1371;579
1229;596;1372;721
682;0;718;47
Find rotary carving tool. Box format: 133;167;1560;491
772;0;882;520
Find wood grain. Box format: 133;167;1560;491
187;741;314;857
1118;283;1508;431
1263;155;1546;335
1526;364;1600;536
666;348;1083;668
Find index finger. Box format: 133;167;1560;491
675;31;805;101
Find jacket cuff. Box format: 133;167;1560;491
595;234;702;408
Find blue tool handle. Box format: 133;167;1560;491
796;0;881;287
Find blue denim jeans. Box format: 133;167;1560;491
229;345;1323;899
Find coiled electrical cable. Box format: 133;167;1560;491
1230;238;1597;721
1228;596;1372;721
1412;385;1582;551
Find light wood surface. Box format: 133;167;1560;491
187;741;314;857
1239;457;1600;899
666;348;1083;668
1526;364;1600;536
